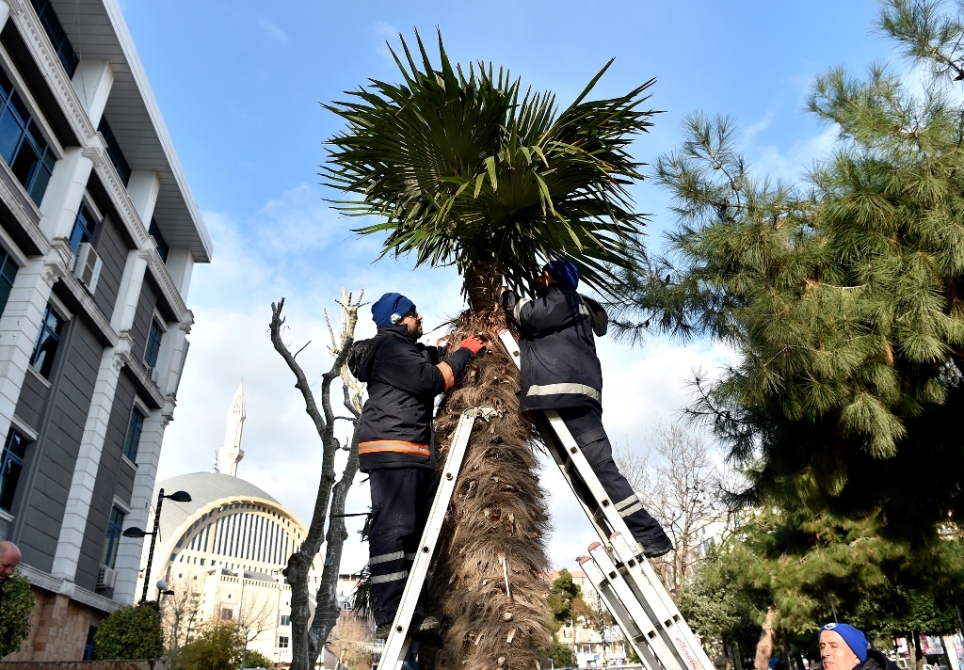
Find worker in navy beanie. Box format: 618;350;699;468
819;623;897;670
355;292;484;639
499;260;673;558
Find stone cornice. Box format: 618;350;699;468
147;248;188;320
0;155;47;255
58;268;120;349
9;0;98;145
17;563;123;614
119;348;166;409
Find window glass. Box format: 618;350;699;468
28;0;79;78
144;320;163;368
149;219;169;263
100;506;125;568
278;636;289;649
69;203;97;253
280;614;290;626
30;304;65;378
83;625;98;661
0;429;27;511
0;247;19;317
97;117;131;186
124;407;144;461
0;68;56;205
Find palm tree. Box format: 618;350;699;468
322;31;656;670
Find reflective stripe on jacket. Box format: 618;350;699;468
501;285;604;412
356;325;473;471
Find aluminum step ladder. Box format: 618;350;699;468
498;330;713;670
380;405;498;670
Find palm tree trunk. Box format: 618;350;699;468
429;305;553;670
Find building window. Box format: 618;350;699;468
68;202;97;254
220;608;234;620
100;506;125;568
98;116;131;186
0;429;27;512
144;319;163;368
83;625;98;661
0;246;19;317
123;407;144;461
149;219;169;262
28;0;79;78
0;68;56;205
29;304;65;378
278;636;289;649
280;614;290;627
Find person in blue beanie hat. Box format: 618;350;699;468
819;622;897;670
355;292;485;641
500;261;673;558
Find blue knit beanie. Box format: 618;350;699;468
543;260;579;289
372;293;415;327
819;623;868;662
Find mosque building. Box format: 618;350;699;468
137;383;326;665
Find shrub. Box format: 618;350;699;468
0;572;36;656
94;601;164;660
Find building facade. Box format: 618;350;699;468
142;386;325;666
0;0;211;660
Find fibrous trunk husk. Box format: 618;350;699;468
429;309;552;670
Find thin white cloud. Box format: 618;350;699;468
259;17;287;44
372;20;403;64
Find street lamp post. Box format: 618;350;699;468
123;488;191;604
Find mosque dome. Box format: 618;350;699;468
142;383;321;589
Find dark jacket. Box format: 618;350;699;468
356;325;473;471
501;284;608;413
855;649;900;670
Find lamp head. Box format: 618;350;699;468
122;527;148;538
166;490;192;503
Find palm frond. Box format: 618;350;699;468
321;29;658;300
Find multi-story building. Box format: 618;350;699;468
548;569;630;668
0;0;211;659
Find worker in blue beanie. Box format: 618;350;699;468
819;622;897;670
355;292;484;640
500;261;673;558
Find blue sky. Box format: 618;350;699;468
128;0;898;571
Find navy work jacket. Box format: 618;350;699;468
501;284;607;413
355;324;473;471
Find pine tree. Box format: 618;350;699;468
615;0;964;539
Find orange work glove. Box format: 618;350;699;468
459;336;485;355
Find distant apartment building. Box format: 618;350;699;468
0;0;211;659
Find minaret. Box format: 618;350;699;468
218;382;245;476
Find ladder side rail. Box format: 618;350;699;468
533;421;613;541
610;533;716;670
587;543;691;670
578;556;661;670
497;331;712;670
382;408;483;669
543;409;641;546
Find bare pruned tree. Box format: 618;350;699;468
269;289;365;670
615;424;739;596
160;572;203;665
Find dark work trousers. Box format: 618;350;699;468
368;468;435;626
557;406;667;545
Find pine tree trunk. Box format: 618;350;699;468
754;606;777;670
914;631;924;670
429;307;553;670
